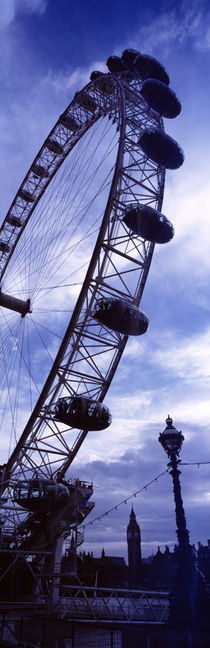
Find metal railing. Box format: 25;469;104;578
56;585;169;623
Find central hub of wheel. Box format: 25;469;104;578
0;291;31;317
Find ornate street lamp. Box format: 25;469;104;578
159;415;190;554
159;414;184;455
159;416;196;632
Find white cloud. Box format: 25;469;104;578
198;25;210;50
0;0;15;28
15;0;47;15
0;0;47;29
150;327;210;380
126;1;210;56
43;59;107;96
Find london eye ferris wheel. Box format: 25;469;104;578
0;49;183;553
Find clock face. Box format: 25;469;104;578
128;530;139;539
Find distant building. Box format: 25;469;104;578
61;510;210;591
61;546;128;588
150;545;177;588
197;540;210;583
61;507;142;588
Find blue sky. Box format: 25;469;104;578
1;0;210;560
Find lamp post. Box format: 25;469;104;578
159;415;190;555
159;416;195;632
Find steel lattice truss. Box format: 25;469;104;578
0;73;164;534
56;585;169;623
0;585;169;648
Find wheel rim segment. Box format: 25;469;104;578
0;74;165;534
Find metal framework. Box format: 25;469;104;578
0;72;164;540
0;578;169;625
56;585;169;623
0;585;169;644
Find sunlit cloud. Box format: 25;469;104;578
0;0;47;30
44;60;107;96
149;327;210;379
128;1;210;55
16;0;47;16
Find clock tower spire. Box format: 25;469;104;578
127;507;141;573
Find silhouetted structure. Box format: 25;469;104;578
127;506;142;581
197;540;210;583
61;509;210;592
127;506;141;567
151;545;177;588
61;507;142;588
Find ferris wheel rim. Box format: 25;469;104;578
0;75;119;281
4;76;128;477
0;71;166;502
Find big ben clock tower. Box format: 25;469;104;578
127;507;141;573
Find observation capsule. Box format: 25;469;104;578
53;395;112;431
46;139;64;155
59;114;79;131
122;204;174;244
13;479;69;513
74;91;97;113
90;71;114;94
0;241;10;253
121;48;140;72
32;164;49;178
18;189;34;202
7;215;22;227
93;298;149;336
135;54;170;85
106;55;128;75
139;128;184;170
141;79;181;118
